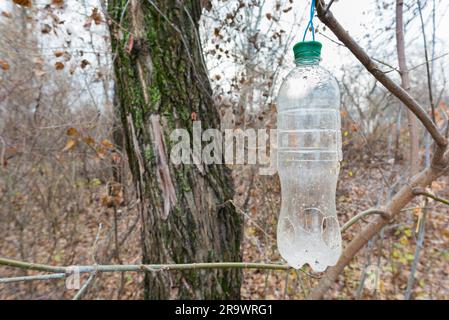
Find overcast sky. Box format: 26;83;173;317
320;0;449;72
2;0;448;110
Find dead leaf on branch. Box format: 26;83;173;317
83;136;95;146
100;139;114;149
201;0;212;12
0;59;10;71
41;24;52;34
54;51;64;58
90;8;103;25
62;139;76;152
88;7;102;25
13;0;32;8
52;0;64;6
66;127;78;136
55;61;65;70
80;59;90;69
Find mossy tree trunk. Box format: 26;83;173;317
107;0;242;299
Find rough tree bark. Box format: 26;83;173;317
396;0;420;176
107;0;242;299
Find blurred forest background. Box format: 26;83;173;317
0;0;448;299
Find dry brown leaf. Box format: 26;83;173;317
80;59;90;69
66;127;78;136
62;139;76;152
201;0;212;12
0;59;10;71
52;0;64;6
83;136;95;146
41;24;51;34
62;51;71;61
100;139;114;149
91;8;102;25
13;0;32;8
55;61;65;70
54;51;64;58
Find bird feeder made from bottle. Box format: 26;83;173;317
276;41;342;272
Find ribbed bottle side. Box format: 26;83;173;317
278;108;341;162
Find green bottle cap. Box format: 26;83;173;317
293;41;322;62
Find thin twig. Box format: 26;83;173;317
412;188;449;206
341;209;389;233
72;272;97;300
316;0;447;148
323;0;336;16
308;0;449;299
0;257;292;275
71;223;103;300
0;273;66;284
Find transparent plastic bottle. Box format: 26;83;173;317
276;41;342;272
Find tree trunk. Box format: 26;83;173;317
108;0;242;299
396;0;420;176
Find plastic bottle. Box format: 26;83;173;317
276;41;342;272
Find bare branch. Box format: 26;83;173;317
413;188;449;206
309;158;447;299
306;0;449;299
323;0;336;16
0;257;292;275
0;273;66;284
341;209;389;233
316;0;447;148
72;272;97;300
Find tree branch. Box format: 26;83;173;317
0;273;66;284
413;188;449;206
323;0;336;16
341;209;389;233
72;272;97;300
307;0;449;299
309;165;447;299
316;0;447;148
0;257;292;277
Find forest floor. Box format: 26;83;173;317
0;141;448;300
236;145;449;299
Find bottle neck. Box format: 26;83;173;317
295;56;321;65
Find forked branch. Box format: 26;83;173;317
316;0;447;148
307;0;449;299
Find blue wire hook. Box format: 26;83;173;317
302;0;316;42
